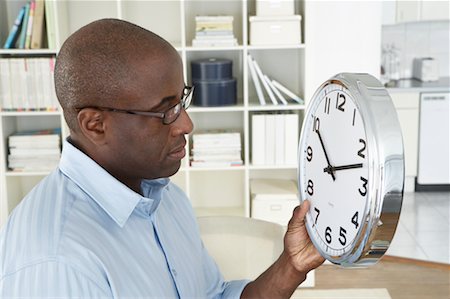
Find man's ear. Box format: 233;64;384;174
77;108;107;145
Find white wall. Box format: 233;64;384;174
382;20;450;79
304;1;382;102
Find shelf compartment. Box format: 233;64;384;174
186;50;244;107
189;111;245;166
56;1;119;43
1;115;62;173
184;0;244;47
189;110;244;132
189;170;246;217
120;1;182;47
247;48;305;107
5;175;46;214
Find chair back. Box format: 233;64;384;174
197;216;286;280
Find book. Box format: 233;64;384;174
192;38;237;47
252;114;266;165
31;0;45;49
8;58;24;110
18;3;31;49
193;15;237;48
252;58;278;105
272;80;304;104
0;59;12;111
8;128;61;141
284;113;299;165
265;114;276;165
9;148;60;156
7;127;61;171
265;75;288;105
0;57;60;111
45;0;56;49
25;0;36;49
3;6;26;49
247;55;265;106
275;114;285;165
195;15;234;22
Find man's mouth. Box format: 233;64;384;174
168;143;186;160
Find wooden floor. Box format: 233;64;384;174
314;256;450;299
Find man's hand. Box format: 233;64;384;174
241;200;325;299
283;200;325;274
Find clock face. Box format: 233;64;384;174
299;81;370;258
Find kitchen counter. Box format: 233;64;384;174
386;77;450;93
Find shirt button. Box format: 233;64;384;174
171;268;177;276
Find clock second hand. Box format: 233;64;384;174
324;163;363;174
315;129;336;181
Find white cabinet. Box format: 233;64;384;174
396;1;421;23
390;91;420;192
421;1;450;21
0;0;307;226
383;0;450;25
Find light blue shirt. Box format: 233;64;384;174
0;140;249;298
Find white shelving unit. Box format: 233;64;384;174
1;1;382;227
0;0;306;226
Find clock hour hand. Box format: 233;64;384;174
324;163;363;174
315;129;336;181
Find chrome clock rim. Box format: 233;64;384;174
298;73;404;267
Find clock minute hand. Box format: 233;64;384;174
324;163;363;173
315;129;336;181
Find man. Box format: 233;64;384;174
0;19;324;298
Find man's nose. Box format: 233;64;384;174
174;109;194;135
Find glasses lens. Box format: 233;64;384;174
163;103;182;125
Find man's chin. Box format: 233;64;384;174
145;161;181;180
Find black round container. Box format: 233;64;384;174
192;78;237;107
191;57;237;107
191;58;232;81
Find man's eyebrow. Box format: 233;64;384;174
151;94;178;110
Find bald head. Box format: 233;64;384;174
55;18;179;132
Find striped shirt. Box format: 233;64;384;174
0;140;249;298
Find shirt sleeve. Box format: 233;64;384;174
201;242;251;299
0;259;112;298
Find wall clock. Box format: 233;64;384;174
298;73;404;267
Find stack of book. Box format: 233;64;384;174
251;113;298;166
3;0;56;49
247;54;304;106
192;16;238;47
0;57;58;111
8;128;61;172
191;131;243;168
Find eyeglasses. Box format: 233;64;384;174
77;86;194;125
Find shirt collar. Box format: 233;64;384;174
59;139;169;227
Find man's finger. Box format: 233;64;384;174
288;200;310;229
297;200;310;220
